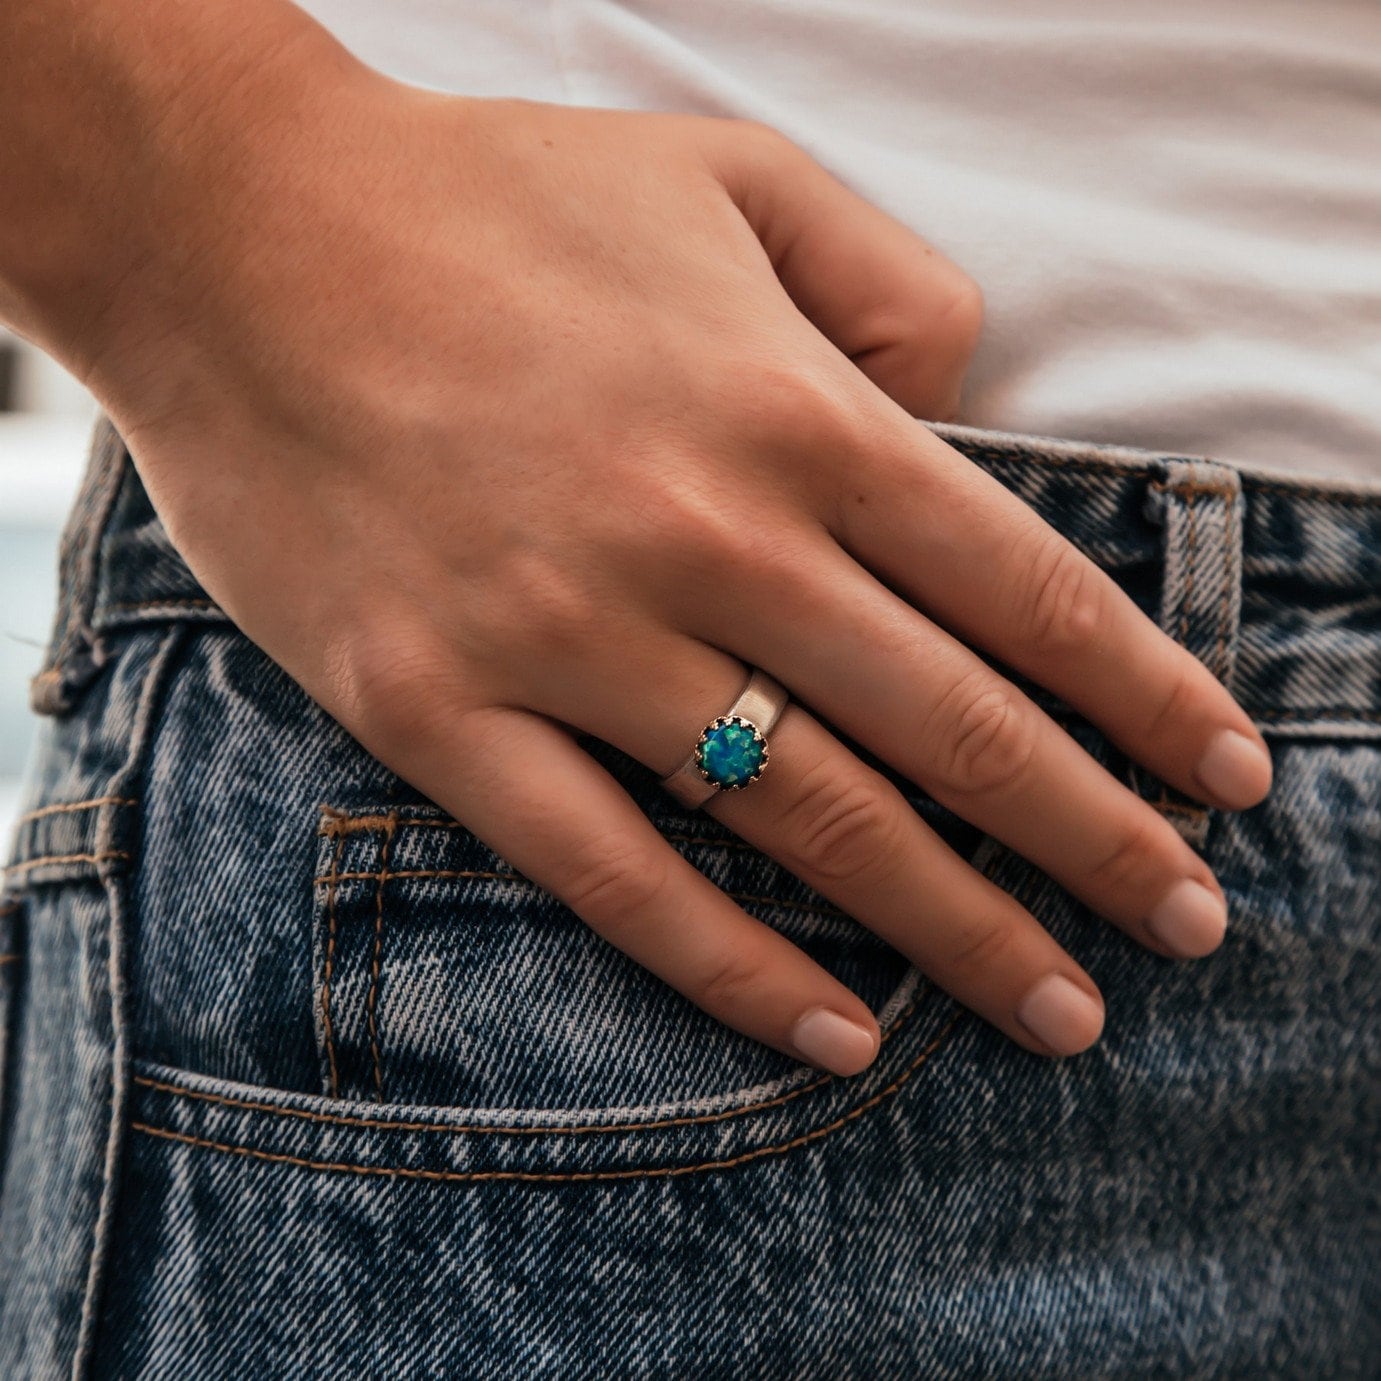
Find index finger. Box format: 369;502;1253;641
829;420;1273;811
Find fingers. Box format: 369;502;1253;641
702;118;983;420
822;419;1273;812
672;523;1233;962
705;706;1107;1058
364;697;884;1078
545;626;1106;1058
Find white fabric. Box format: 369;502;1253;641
295;0;1381;481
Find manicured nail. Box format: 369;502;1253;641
1195;729;1272;808
1015;975;1105;1056
1146;878;1227;957
792;1007;878;1076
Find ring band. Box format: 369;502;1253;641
659;668;789;810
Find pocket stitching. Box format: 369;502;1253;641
129;1009;966;1183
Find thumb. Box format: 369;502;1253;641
704;119;984;422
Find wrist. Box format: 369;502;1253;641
0;0;379;395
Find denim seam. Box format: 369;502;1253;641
983;445;1381;505
12;796;138;825
1;850;132;877
74;624;188;1377
132;985;946;1136
126;1012;965;1182
320;833;345;1099
366;818;396;1101
1213;488;1235;681
1177;489;1199;648
313;867;852;924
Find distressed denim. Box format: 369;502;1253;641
0;411;1377;1379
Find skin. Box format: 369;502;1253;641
1;1;1272;1075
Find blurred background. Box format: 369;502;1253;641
0;328;97;849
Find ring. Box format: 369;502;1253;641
659;668;789;810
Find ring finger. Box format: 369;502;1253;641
541;628;1107;1058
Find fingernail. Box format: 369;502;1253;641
1146;877;1227;957
1015;975;1105;1056
1195;729;1272;808
792;1007;878;1077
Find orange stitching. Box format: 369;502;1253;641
1148;472;1381;506
14;796;137;825
318;810;467;837
320;833;345;1099
1149;479;1235;500
128;1013;964;1182
1;850;130;875
311;867;849;922
0;954;18;966
134;988;933;1137
133;991;930;1136
367;817;396;1100
319;811;762;855
316;867;514;886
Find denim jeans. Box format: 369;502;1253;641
1;411;1377;1378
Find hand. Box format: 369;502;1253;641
82;61;1271;1075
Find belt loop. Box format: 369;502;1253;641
1131;458;1245;846
28;411;127;717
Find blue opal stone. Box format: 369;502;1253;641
697;717;767;788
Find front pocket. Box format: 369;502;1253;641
310;804;921;1110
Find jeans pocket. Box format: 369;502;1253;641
308;801;929;1114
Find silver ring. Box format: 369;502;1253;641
659;668;789;810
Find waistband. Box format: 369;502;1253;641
29;412;1381;741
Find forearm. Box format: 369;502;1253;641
0;0;366;386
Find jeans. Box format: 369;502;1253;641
1;411;1377;1378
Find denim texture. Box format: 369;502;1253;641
0;412;1377;1378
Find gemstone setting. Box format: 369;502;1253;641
695;714;769;790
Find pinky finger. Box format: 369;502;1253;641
429;705;882;1077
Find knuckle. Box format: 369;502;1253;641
323;623;455;744
732;358;870;453
1142;661;1200;742
1024;531;1107;655
734;116;802;164
1083;814;1169;894
564;841;672;936
927;673;1036;797
695;946;769;1014
941;915;1014;977
498;548;607;662
648;479;754;568
777;759;906;885
936;270;985;353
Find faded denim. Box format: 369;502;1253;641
1;411;1377;1378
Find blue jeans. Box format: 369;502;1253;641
1;413;1377;1378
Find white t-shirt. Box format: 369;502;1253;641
295;0;1381;482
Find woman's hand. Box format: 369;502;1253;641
74;50;1271;1075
